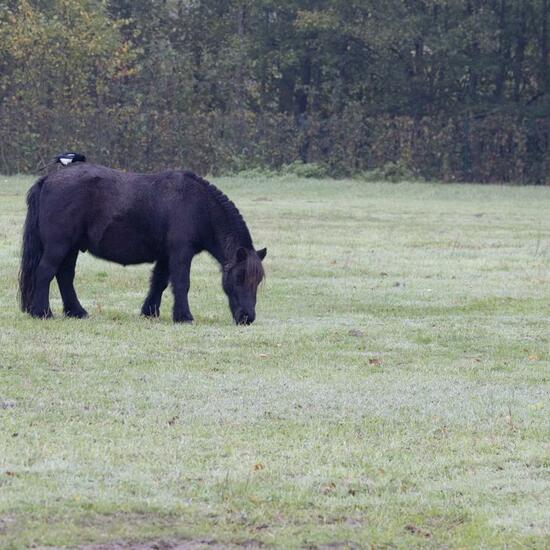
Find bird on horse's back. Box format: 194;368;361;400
19;162;267;324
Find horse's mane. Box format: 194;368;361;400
182;171;253;248
182;171;264;287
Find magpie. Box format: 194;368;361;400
54;152;87;166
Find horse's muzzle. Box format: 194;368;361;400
235;311;255;325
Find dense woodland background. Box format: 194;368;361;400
1;0;549;182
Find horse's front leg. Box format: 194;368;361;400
169;248;194;323
141;259;169;317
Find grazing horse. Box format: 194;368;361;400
19;164;267;324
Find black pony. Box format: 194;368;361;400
19;163;266;324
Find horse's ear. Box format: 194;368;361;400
257;247;267;261
236;247;248;262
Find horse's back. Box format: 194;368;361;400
40;165;151;262
38;165;206;265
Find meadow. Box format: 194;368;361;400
0;173;549;549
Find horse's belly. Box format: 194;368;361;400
88;245;156;265
88;223;159;265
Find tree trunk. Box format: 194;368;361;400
541;0;549;91
235;2;246;150
494;0;509;100
512;0;527;102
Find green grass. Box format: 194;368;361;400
1;173;549;549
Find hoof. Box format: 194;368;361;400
29;308;53;319
64;308;88;319
141;304;160;317
173;315;193;324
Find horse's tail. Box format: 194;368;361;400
19;176;46;312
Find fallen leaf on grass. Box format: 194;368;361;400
320;482;336;494
258;354;269;359
405;524;432;538
348;329;364;337
252;463;265;471
368;358;381;366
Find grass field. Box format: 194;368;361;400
0;173;549;549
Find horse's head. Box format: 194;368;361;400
222;247;266;324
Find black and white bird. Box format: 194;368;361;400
54;152;87;166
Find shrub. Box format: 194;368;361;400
281;161;329;179
360;161;419;183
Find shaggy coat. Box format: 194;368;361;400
19;164;266;324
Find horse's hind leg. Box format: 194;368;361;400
57;248;88;318
29;247;67;318
141;259;169;317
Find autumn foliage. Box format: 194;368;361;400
1;0;549;182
